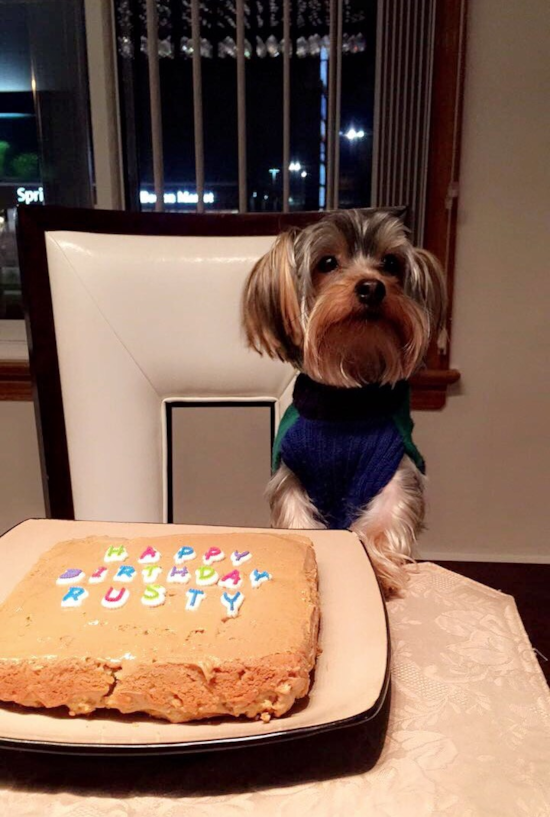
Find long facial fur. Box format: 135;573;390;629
243;210;446;387
242;229;303;364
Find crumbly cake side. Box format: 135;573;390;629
0;532;319;723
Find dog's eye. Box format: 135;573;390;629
317;255;339;274
381;254;402;276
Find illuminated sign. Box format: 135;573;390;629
140;190;215;206
16;186;44;205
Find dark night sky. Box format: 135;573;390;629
123;0;377;210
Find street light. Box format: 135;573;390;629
343;127;365;141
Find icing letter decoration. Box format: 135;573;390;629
167;566;190;584
89;566;107;584
221;591;244;618
203;547;225;565
56;568;84;586
186;588;205;611
218;569;242;588
61;586;88;607
250;569;272;588
102;586;130;609
138;546;161;564
174;546;196;564
141;584;166;608
114;565;136;582
104;545;129;563
231;550;251;566
196;566;219;586
141;565;162;583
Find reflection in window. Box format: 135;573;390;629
0;0;92;320
0;4;40;319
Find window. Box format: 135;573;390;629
115;0;377;214
0;0;93;322
1;0;465;409
0;3;40;321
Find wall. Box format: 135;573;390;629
0;402;44;534
414;0;550;561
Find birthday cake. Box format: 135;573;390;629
0;531;319;723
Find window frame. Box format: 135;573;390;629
422;0;467;391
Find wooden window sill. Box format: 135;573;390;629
410;368;461;410
0;360;460;408
0;361;33;401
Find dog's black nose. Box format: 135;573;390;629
355;279;386;308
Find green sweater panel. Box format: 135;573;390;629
272;404;300;471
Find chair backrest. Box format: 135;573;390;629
18;206;396;526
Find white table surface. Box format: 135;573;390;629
0;563;548;817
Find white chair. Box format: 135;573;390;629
19;206;395;526
18;207;333;525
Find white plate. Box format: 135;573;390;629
0;519;389;754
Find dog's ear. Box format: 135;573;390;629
410;248;447;338
242;229;303;362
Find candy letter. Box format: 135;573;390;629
141;565;162;582
231;550;251;566
104;545;129;563
195;566;219;586
218;569;242;588
138;546;161;564
102;586;130;609
89;566;107;584
250;569;272;588
141;584;166;608
221;591;244;617
56;568;84;586
167;566;190;584
114;565;136;582
61;586;88;607
186;588;205;610
174;546;196;564
203;547;225;565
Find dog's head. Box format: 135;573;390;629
243;210;446;387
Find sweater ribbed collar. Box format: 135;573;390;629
292;374;409;422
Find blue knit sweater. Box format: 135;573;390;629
273;375;424;530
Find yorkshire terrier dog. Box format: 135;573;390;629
242;210;446;597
